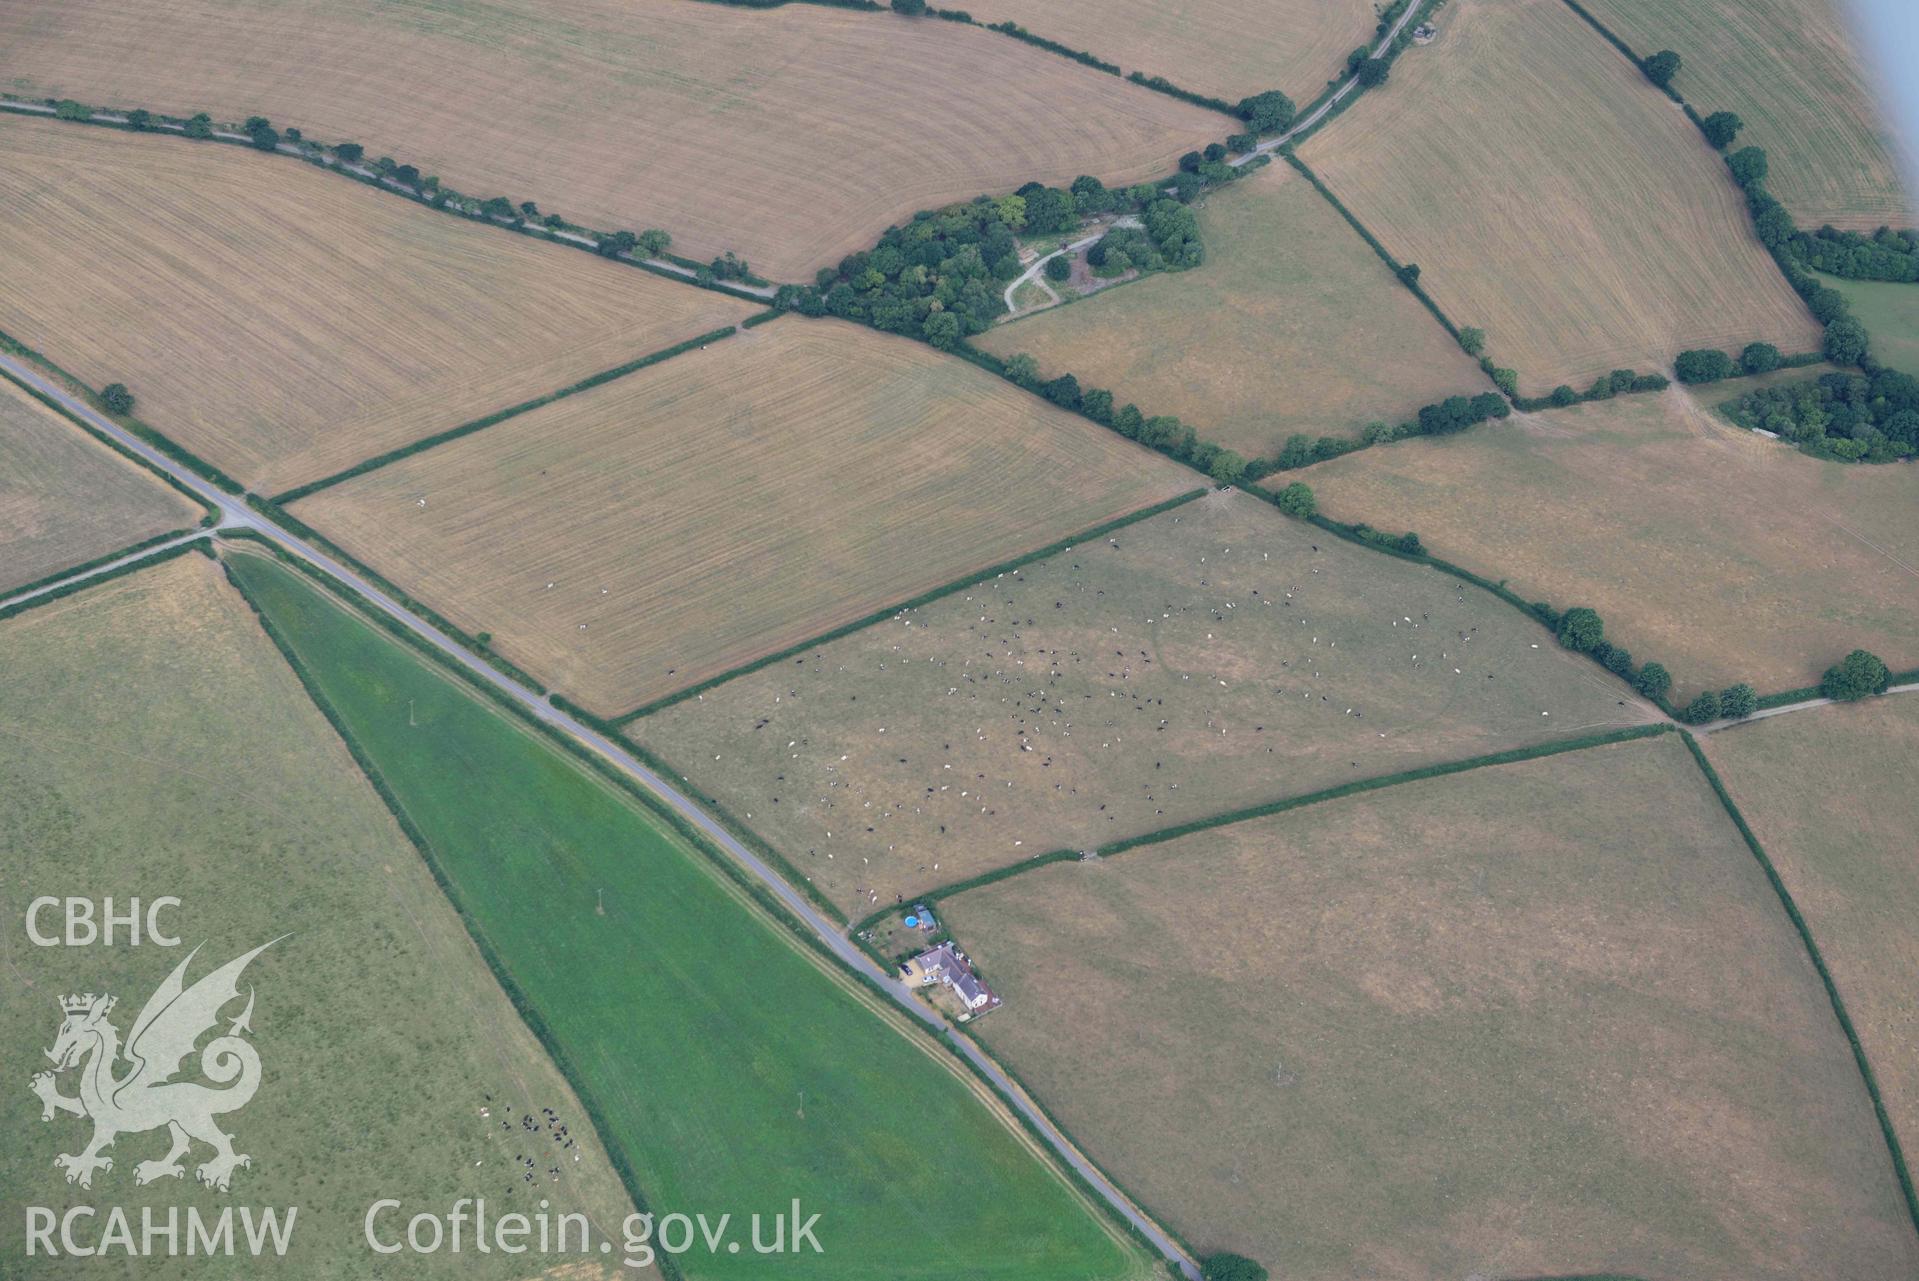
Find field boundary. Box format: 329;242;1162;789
2;524;211;604
0;99;777;299
273;325;743;503
0;326;244;495
854;722;1672;936
610;487;1208;723
1543;0;1881;373
216;535;1173;1265
937;1025;1208;1269
246;495;551;694
1679;732;1919;1240
0;353;223;525
0;536;212;625
217;551;687;1281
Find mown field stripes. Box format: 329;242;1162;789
274;325;742;503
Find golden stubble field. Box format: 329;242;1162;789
0;554;639;1277
293;319;1196;717
1582;0;1916;228
635;489;1658;919
0;118;754;494
0;0;1221;282
0;375;201;593
1309;384;1919;700
962;0;1375;104
941;734;1919;1281
1704;696;1919;1167
1298;0;1821;395
976;161;1491;460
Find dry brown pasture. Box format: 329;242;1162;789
293;320;1195;717
0;0;1221;283
1298;0;1820;396
1704;696;1919;1165
962;0;1376;104
941;734;1919;1281
635;489;1657;919
1582;0;1916;228
1309;385;1919;700
0;376;201;593
976;161;1490;461
0;118;754;494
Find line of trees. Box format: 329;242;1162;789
997;355;1251;484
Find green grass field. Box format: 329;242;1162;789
634;490;1657;919
1823;272;1919;375
941;734;1919;1281
0;553;638;1277
1704;696;1919;1174
975;162;1490;461
224;549;1150;1281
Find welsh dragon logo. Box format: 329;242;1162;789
30;940;281;1192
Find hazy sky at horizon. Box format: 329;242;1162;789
1848;0;1919;208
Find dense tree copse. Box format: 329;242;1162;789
1739;342;1781;375
1356;58;1389;89
125;108;152;131
1789;225;1919;282
1720;368;1919;462
1726;146;1768;190
1820;649;1891;701
1720;682;1757;719
183;113;213;140
1822;315;1870;364
1700;110;1743;150
1636;662;1672;700
1556;606;1604;653
1678;689;1721;724
99;383;136;415
1273;482;1315;518
1641;49;1681;89
1234;90;1296;134
1201;1253;1269;1281
1674;348;1734;384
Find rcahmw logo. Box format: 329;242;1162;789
25;938;300;1260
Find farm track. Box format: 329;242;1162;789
1231;0;1427;165
0;350;1199;1281
0;100;779;298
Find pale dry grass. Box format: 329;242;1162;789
976;161;1490;460
963;0;1376;103
636;489;1658;918
1309;384;1919;700
293;320;1195;717
0;554;643;1276
0;0;1221;282
1298;0;1820;395
1704;696;1919;1167
942;735;1919;1281
0;376;200;593
0;117;756;492
1582;0;1916;228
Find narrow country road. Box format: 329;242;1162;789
0;101;778;300
1232;0;1427;166
0;352;1199;1281
1691;682;1919;733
